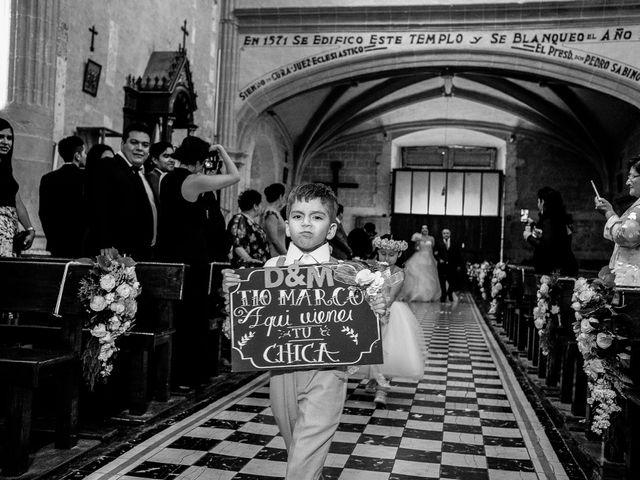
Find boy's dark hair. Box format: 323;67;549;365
286;183;338;221
150;141;173;160
337;203;344;216
264;183;286;202
629;154;640;173
172;136;210;166
238;189;262;212
58;136;84;163
122;122;151;142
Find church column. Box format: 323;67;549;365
217;0;241;215
4;0;62;247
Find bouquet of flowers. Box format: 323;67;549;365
532;275;561;356
571;274;631;435
328;259;392;311
477;261;494;299
78;250;140;390
489;262;507;314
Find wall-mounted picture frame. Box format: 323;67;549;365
82;59;102;97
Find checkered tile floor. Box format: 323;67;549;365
85;295;572;480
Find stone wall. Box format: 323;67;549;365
300;134;388;233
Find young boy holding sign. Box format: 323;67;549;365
223;183;386;480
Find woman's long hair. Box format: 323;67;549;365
537;186;568;221
0;117;15;175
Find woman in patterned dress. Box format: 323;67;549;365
228;189;270;267
0;118;36;257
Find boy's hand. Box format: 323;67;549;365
221;269;240;293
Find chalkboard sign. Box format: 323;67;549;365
228;264;383;372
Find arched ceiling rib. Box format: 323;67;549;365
259;64;640;183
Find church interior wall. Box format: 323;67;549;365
60;0;219;146
300;134;386;234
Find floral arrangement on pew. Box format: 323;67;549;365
477;261;494;300
466;262;480;284
489;262;508;315
532;275;561;356
78;250;140;390
571;275;631;435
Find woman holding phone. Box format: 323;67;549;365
595;155;640;273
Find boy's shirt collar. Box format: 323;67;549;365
285;242;331;265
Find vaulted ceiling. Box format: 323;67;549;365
268;66;640;173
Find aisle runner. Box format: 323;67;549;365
88;296;570;480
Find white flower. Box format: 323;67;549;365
110;302;125;314
540;275;551;284
355;269;376;286
100;274;117;292
116;283;132;299
539;283;549;295
596;332;613;349
108;316;122;330
125;266;136;278
90;295;107;312
581;319;594;333
551;305;560;315
90;323;108;338
534;318;545;329
571;301;581;311
105;292;115;304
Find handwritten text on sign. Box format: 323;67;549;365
229;265;382;372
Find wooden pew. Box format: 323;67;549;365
14;257;186;416
119;262;185;415
0;259;91;476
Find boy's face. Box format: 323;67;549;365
286;198;337;252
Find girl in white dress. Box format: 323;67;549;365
366;235;426;406
400;225;441;302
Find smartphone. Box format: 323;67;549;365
520;209;529;223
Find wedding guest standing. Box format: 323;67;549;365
158;136;240;388
0;118;36;257
39;135;86;257
86;123;157;260
329;203;352;260
228;189;270;267
595;155;640;272
523;186;578;275
145;141;175;203
262;182;287;256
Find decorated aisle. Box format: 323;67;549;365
61;298;579;480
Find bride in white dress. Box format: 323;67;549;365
400;225;441;302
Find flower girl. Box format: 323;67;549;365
366;235;426;406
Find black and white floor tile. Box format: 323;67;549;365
83;295;575;480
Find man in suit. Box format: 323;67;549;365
329;203;352;260
39;135;86;257
145;141;174;203
86;122;157;260
434;228;461;302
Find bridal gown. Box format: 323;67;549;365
400;235;441;302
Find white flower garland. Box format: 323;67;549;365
488;262;507;314
79;251;139;389
532;275;560;356
571;277;624;435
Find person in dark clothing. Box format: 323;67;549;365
85;123;157;260
158;136;240;388
329;203;352;260
38;135;86;257
348;222;376;259
434;228;462;302
523;186;578;275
